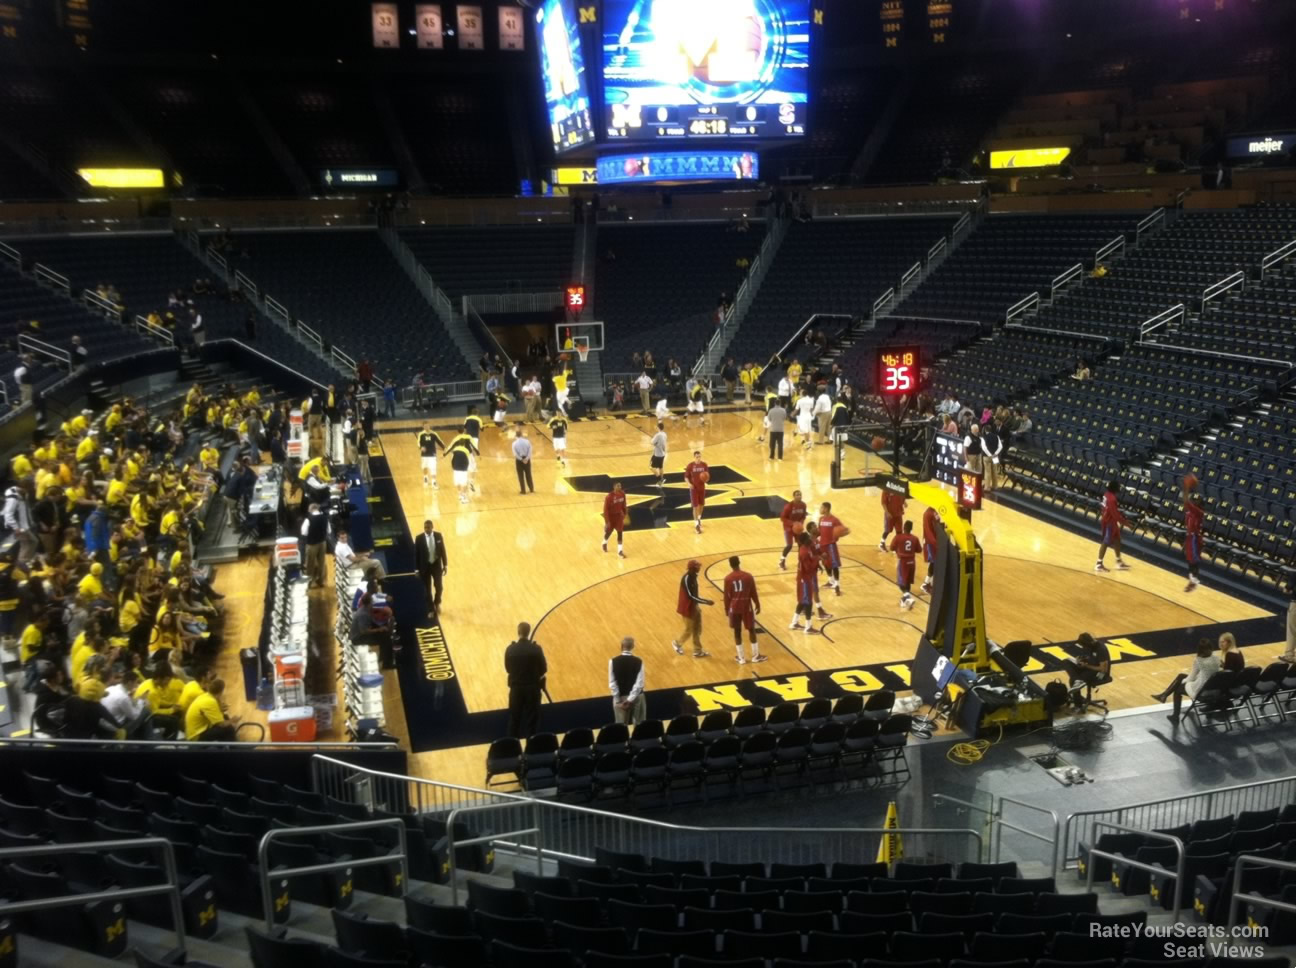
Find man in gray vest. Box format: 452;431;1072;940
608;636;646;725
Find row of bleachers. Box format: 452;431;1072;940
486;706;914;799
899;214;1139;325
0;260;155;400
1030;207;1296;341
5;233;344;386
598;222;759;371
727;216;957;371
231;228;475;384
399;224;576;303
925;329;1109;409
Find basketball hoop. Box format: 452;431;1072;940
575;339;590;363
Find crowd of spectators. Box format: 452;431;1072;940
0;379;286;743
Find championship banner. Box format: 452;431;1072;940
415;4;444;49
877;800;904;864
457;4;484;49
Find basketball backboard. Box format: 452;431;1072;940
555;321;604;352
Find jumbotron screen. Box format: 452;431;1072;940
537;0;595;153
602;0;810;142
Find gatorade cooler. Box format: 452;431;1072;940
274;653;305;682
285;438;305;460
269;706;317;742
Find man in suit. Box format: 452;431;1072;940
414;519;448;617
504;622;547;738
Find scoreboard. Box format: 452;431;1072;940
877;346;919;397
601;0;810;144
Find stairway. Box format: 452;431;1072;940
377;225;484;375
695;214;791;375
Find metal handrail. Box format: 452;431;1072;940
234;269;258;300
256;819;408;930
33;262;69;293
331;346;358;377
951;212;971;238
310;755;982;874
1094;234;1126;265
1136;207;1165;243
82;289;123;323
932;793;1062;874
0;838;186;955
18;333;72;367
886;315;981;326
768;313;852;370
265;296;290;324
1139;343;1295;368
1;732;386;750
133;314;175;345
444;798;981;898
900;260;922;290
1201;270;1245;312
1138;303;1184;343
297;320;324;350
927;237;947;264
446;801;543;905
463;292;563;315
1260;239;1296;278
1085;820;1186;922
0;240;19;267
463;301;514;369
207;248;229;279
1060;776;1296;871
872;288;895;320
1005;322;1114;342
1227;855;1296;931
1050;263;1084;300
1004;292;1040;325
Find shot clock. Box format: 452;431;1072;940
565;284;586;318
877;346;920;397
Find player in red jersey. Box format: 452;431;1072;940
789;533;827;634
818;502;851;595
602;482;628;558
801;521;834;621
920;505;940;594
879;488;906;551
891;520;924;610
1183;474;1204;591
722;555;765;664
778;489;808;570
684;450;709;534
1095;479;1131;572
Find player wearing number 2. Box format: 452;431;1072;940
891;520;923;610
684;450;709;534
723;555;765;664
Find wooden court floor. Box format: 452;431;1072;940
369;410;1283;789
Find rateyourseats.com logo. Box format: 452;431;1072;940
1088;922;1268;960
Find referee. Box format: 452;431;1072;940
512;424;535;494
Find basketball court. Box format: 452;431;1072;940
349;404;1286;790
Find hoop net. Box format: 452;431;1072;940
574;337;590;363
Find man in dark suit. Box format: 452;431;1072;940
504;622;547;738
414;518;448;617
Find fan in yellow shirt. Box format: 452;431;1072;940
18;615;47;664
130;492;153;528
184;678;235;740
104;405;123;433
106;477;128;506
76;563;107;602
10;453;32;479
199;445;221;473
135;668;184;718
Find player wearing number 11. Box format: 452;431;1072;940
723;555;765;665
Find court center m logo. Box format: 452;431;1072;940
565;466;786;531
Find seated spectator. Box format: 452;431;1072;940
335;529;386;583
185;676;238;741
1154;638;1221;724
1073;358;1091;381
102;666;149;738
1219;632;1244;672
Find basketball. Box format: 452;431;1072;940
871;435;887;452
792;521;805;535
1183;473;1198;491
560;353;571;362
699;471;710;483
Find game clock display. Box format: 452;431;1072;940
602;0;809;143
877;346;919;397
